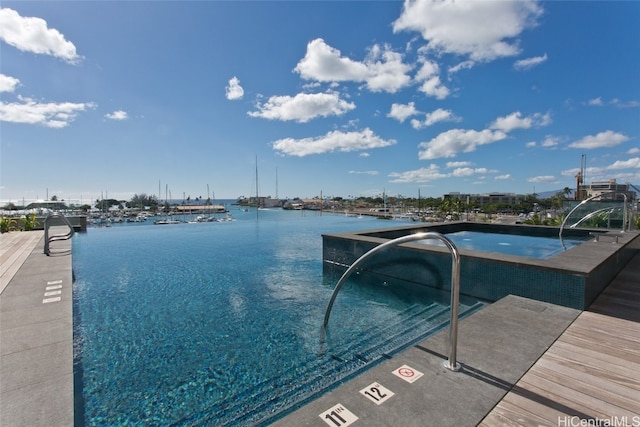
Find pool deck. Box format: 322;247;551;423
1;231;638;426
0;230;74;427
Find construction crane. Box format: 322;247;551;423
575;154;586;200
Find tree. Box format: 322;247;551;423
95;198;121;211
126;194;158;211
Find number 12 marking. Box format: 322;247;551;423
359;382;394;405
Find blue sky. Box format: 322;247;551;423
1;1;639;204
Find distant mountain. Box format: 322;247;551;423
536;189;573;199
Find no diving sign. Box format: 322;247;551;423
392;364;424;383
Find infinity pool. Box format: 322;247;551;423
72;210;483;426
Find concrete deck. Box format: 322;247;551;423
0;231;74;427
0;230;638;426
275;253;640;427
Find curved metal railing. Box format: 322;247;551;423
559;191;629;242
44;212;75;256
322;232;462;372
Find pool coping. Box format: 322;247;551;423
0;232;74;427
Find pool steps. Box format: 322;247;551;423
175;299;484;425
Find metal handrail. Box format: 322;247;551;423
322;232;462;372
44;212;75;256
559;191;629;242
569;207;617;229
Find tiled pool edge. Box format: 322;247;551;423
322;222;640;309
0;236;74;427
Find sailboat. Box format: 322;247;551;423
154;184;182;224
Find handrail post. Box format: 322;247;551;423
443;238;461;371
322;231;462;372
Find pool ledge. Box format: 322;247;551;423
272;295;580;426
0;232;74;427
321;222;640;309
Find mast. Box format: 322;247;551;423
255;155;259;219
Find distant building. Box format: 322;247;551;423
443;192;524;207
175;204;227;213
579;179;635;201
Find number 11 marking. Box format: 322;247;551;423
319;404;358;426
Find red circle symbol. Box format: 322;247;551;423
398;367;414;377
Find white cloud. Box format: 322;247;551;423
418;128;507;160
348;170;379;176
418;75;450;99
526;141;537;148
607;157;640;170
495;174;511;180
627;148;640;155
446;161;471;168
448;60;475;75
412;108;459;129
387;102;419;122
514;53;547;70
0;74;20;92
393;0;543;62
609;98;640;109
248;92;355;123
105;110;128;120
272;128;396;157
451;167;489;177
569;130;629;149
586;97;640;109
293;38;412;93
490;111;551;132
415;58;439;81
225;76;244;100
0;95;95;128
541;135;560;148
587;97;603;106
389;163;493;183
389;164;446;183
0;8;80;63
528;175;557;183
359;152;370;158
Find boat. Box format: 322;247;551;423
154;218;182;225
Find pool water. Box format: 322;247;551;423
419;230;588;259
72;209;483;426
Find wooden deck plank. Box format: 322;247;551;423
479;398;557;427
530;362;640;413
518;374;630;419
558;332;640;365
552;340;640;375
480;252;640;425
486;386;570;424
575;311;640;340
0;232;42;294
563;323;640;357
